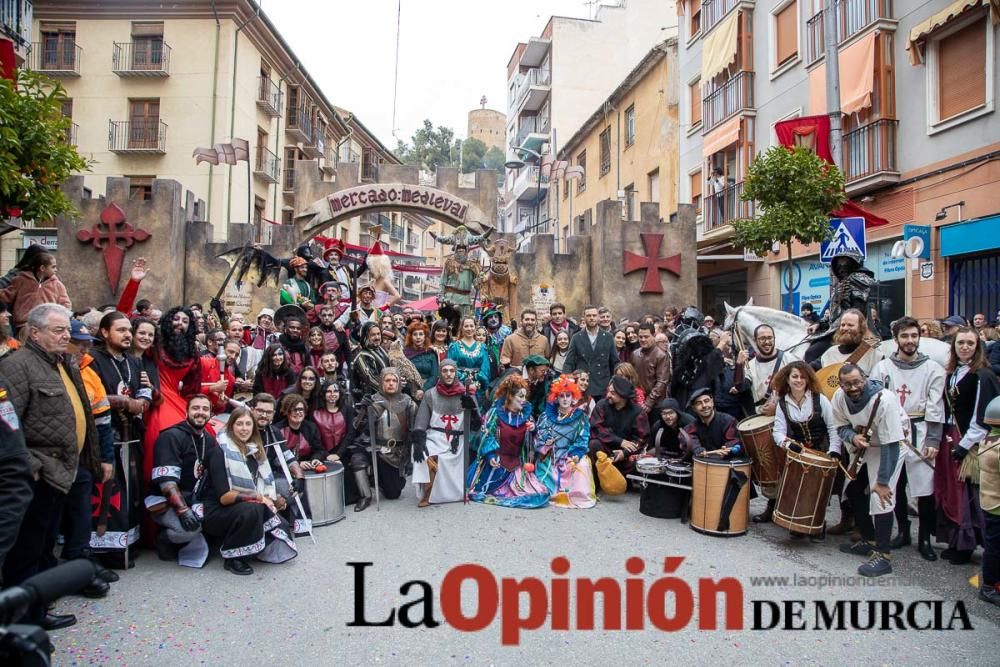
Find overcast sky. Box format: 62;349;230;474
264;0;592;150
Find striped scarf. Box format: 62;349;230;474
219;432;276;498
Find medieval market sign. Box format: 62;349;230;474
327;184;469;225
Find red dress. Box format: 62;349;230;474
143;354;201;485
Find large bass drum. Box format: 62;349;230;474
690;456;752;537
772;448;838;535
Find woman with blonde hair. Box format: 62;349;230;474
614;362;645;406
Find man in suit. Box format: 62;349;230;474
563;305;620;400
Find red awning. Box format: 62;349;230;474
404;296;441;312
833;200;888;227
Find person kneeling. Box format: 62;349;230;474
200;407;297;575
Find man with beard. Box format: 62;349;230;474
147;395;216;566
739;325;795;417
199;329;235;414
322;242;358;304
544;302;579;349
817;309;884;374
564;306;618;400
278;316;308;375
871;317;945;561
316;304;349;371
251;393;306;528
310;281;348;328
280;257;316;309
630;323;671;414
685;388;741;457
831;364;906;577
352;322;390;402
411;359;481;507
346;284;383;338
588;376;649;480
88;311;152;566
143;306;202;501
523;355;555;417
350;367;416;511
500;308;550;369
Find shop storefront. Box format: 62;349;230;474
941;215;1000;321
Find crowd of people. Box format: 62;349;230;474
0;242;999;637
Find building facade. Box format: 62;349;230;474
4;0;417;277
502;0;678;241
677;0;1000;321
555;39;680;252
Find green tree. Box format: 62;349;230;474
0;70;91;223
730;146;847;312
460;137;487;173
395;119;459;171
483;145;505;185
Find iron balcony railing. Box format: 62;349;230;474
842;118;897;184
108;119;166;153
286;105;314;143
66;121;78;146
256;76;282;116
30;40;80;75
514;67;551;108
112;40;170;76
702;70;754;133
390;224;405;242
515;115;550;146
701;0;740;35
254;145;280;183
806;0;892;64
703;180;753;232
1;0;32;50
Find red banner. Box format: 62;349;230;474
774;115;833;164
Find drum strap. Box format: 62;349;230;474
717;467;749;532
754;351;785;406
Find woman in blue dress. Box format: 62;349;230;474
447;316;492;405
466;375;549;508
534;375;597;508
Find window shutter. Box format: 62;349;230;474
690;80;702;125
690;171;702;212
938;20;986;121
776;3;798;66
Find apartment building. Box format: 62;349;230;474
555;39;680;250
677;0;1000;321
0;0;31;66
3;0;409;274
502;0;677;242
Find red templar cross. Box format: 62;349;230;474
896;384;912;406
623;232;681;294
440;414;460;433
76;203;151;293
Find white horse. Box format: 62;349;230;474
722;300;952;368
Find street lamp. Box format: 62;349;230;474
505;146;545;237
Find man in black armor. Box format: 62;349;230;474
671;306;725;409
804;250;876;363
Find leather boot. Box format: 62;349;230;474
827;515;855;536
418;456;438;508
752;498;775;524
354;470;373;512
890;524;911;549
918;533;938;562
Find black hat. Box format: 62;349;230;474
687;386;713;406
610;376;635;400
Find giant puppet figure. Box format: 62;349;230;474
435;225;490;319
480;237;519;318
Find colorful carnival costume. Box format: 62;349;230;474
533;376;596;509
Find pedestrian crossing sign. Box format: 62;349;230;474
820;217;866;263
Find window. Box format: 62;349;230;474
128;99;160;149
39;21;76;70
254;196;265;226
127;175;154;201
689;0;701;37
287;86;299;118
281;210;293;225
61;99;72;118
576;150;587;192
624;184;637;221
689;170;702;215
927;13;992;129
599;128;611;176
625;105;636;146
426;231;436;249
131;22;164;70
689;79;702;128
648;169;660;203
773;1;799;71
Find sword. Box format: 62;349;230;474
366;404;381;511
265;438;316;545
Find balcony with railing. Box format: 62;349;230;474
1;0;32;54
702;0;748;35
256;77;282;117
254;145;280;184
511;165;550;202
320;143;336;173
703;180;753;232
514;67;551;112
806;0;893;65
702;70;754;133
302;128;325;159
65;121;78;146
285;106;314;144
361;157;378;181
29;40;81;76
112;40;170;76
842;118;898;192
390;223;405;242
108;119;166;154
515;114;550;152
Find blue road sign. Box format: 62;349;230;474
820;217;866;263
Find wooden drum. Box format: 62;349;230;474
690;455;752;537
772;448;838;535
737;415;786;488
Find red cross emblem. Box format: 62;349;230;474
623;232;681;294
440;414;460;433
896;384;912;406
76;203;152;293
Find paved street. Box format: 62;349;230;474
52;489;1000;666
